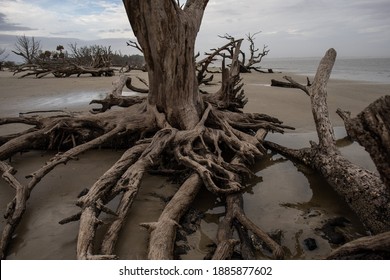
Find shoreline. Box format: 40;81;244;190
242;71;389;132
1;69;389;133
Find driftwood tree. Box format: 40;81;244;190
217;32;270;73
195;32;270;86
12;35;41;64
267;49;389;258
0;0;288;260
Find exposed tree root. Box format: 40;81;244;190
90;75;146;113
3;39;387;260
0;69;288;259
326;231;390;259
212;193;284;260
0;161;28;260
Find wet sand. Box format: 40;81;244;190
0;69;389;259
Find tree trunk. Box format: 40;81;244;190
123;0;208;129
0;0;295;260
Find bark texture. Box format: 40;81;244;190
1;0;290;260
265;49;390;236
123;0;207;129
337;96;390;191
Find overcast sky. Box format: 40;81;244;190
1;0;389;58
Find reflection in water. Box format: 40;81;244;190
184;129;372;259
0;129;375;259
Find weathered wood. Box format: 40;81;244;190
271;79;297;88
272;76;311;93
0;162;28;260
0;1;337;261
142;173;203;260
75;144;147;259
265;48;390;234
337;95;390;190
196;40;238;85
14;63;114;78
89;75;146;113
100;129;177;256
124;0;207;130
326;231;390;259
212;193;283;259
0;126;125;259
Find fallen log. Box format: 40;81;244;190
13;63;115;78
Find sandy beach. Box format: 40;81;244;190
1;69;388;131
0;69;389;259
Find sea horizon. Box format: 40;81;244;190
261;56;390;83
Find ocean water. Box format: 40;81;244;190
261;57;390;83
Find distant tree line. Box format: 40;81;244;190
9;35;145;77
0;47;14;70
11;35;144;67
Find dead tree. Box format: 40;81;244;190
242;32;270;73
0;48;9;71
0;0;289;260
119;41;147;73
12;35;41;64
195;39;239;86
126;40;143;54
13;44;115;78
218;32;270;73
265;49;390;237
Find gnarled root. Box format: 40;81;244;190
1;66;290;260
327;231;390;259
212;193;284;260
141;173;203;260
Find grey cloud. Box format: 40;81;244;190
98;28;129;33
49;31;80;36
0;13;36;31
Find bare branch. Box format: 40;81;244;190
126;40;143;53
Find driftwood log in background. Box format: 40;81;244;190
13;63;114;78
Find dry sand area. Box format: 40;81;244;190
0;69;389;259
1;70;388;131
